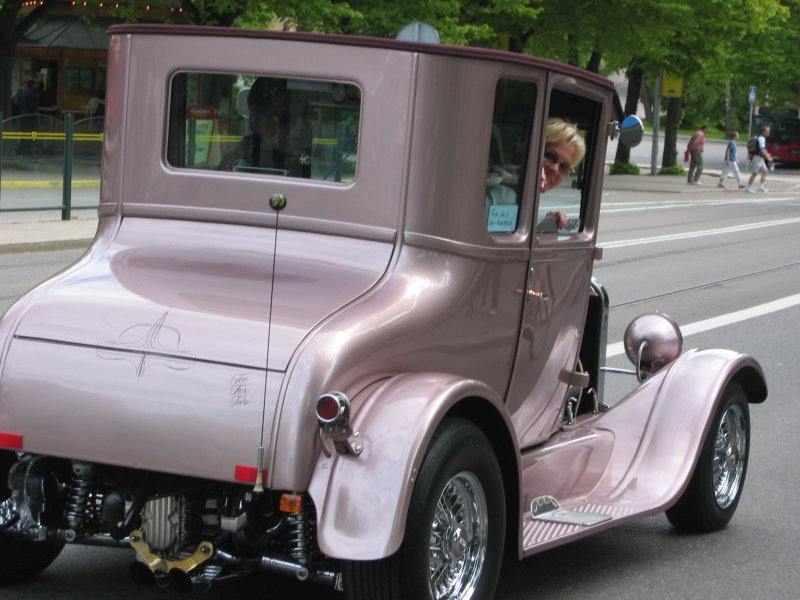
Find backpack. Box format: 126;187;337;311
747;137;760;156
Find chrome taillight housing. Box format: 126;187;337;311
315;392;362;457
315;392;349;425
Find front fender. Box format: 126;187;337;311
597;348;766;510
307;372;517;560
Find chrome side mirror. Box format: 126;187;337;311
612;114;644;148
623;313;683;382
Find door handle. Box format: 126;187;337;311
527;289;549;300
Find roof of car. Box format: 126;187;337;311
107;24;614;93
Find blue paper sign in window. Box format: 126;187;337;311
487;204;519;233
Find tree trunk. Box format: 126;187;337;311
566;33;580;66
723;81;733;137
661;96;683;168
585;50;601;74
614;65;645;164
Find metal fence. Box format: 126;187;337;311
1;111;103;220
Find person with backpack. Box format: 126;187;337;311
686;125;708;185
718;130;746;189
746;125;773;193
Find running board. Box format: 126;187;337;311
522;497;643;556
531;495;612;526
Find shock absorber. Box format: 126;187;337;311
65;462;95;534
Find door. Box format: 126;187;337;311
506;85;606;449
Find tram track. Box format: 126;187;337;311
608;259;800;309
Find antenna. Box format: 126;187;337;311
255;192;287;493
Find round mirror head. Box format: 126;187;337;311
623;313;683;376
396;22;440;43
619;114;644;148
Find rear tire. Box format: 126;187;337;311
343;418;505;600
0;452;65;584
666;382;750;532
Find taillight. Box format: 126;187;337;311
316;392;349;425
315;392;362;457
0;432;23;450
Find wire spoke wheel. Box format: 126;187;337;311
712;403;747;509
342;418;505;600
428;472;488;599
666;382;751;533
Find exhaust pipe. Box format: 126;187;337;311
167;568;213;594
260;555;309;580
130;561;219;593
129;562;171;587
258;555;341;589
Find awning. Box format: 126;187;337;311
21;16;113;50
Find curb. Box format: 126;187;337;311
0;237;94;255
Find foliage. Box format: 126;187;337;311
658;165;686;175
608;162;641;175
3;0;800;171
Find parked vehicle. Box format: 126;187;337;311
0;24;766;600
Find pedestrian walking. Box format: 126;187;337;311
718;130;745;189
746;125;773;193
686;125;708;185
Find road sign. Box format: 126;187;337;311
749;86;757;104
662;73;683;98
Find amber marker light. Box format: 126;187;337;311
280;493;304;514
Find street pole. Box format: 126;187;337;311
650;73;662;176
62;113;73;221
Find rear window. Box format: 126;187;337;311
167;72;361;182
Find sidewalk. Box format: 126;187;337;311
0;218;99;253
1;168;798;254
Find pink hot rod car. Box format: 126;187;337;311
0;24;766;600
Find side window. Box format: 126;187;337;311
484;79;537;234
167;72;361;182
536;90;601;235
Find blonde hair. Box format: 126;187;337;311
545;118;586;166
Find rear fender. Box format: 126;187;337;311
307;372;517;560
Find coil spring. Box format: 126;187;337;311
287;501;315;565
65;475;94;532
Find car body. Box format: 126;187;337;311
0;24;766;600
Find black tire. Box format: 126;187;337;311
666;382;750;532
0;451;65;584
343;418;505;600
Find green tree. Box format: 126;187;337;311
3;0;798;174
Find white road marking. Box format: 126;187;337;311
606;293;800;357
602;195;797;213
601;216;800;249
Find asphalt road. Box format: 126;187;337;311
1;181;799;599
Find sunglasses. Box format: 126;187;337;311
543;150;573;176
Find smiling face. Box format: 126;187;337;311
540;139;579;193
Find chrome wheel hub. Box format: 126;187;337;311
713;403;747;509
428;471;488;600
